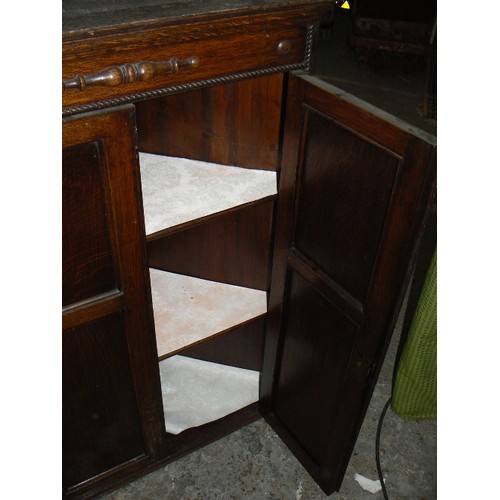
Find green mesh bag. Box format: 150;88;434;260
392;250;437;420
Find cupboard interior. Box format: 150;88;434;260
134;73;285;436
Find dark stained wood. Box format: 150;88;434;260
63;23;305;110
293;107;400;303
349;0;436;59
62;141;118;306
63;56;200;91
62;3;328;110
62;291;125;331
147;198;275;290
63;313;146;489
182;316;266;371
136;75;284;170
261;74;436;494
63;107;167;498
271;272;358;466
62;2;436;496
348;34;432;55
350;1;435;42
61;3;334;495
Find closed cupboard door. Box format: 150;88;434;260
62;106;166;497
261;74;436;494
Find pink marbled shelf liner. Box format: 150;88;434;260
150;269;267;358
139;153;277;236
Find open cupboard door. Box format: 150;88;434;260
260;73;436;494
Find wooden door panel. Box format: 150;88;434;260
273;271;357;467
63;107;167;497
62;313;145;488
261;74;436;494
62;141;118;306
294;109;399;302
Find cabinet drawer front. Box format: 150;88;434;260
63;20;311;111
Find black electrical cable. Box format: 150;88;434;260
376;397;392;500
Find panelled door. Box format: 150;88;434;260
261;74;436;494
62;106;166;497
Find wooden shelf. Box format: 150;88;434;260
150;268;267;359
142;155;270;434
140;153;277;236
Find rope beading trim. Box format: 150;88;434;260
63;25;315;118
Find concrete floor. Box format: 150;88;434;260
100;8;437;499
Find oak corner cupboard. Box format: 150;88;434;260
62;1;436;497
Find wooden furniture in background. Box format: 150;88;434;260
349;0;436;58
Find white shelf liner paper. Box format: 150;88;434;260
139;153;277;235
160;355;260;434
150;269;267;358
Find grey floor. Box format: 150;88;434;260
101;8;437;499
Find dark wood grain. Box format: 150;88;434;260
63;107;167;497
62;5;322;110
63;56;199;91
148;198;275;290
261;74;436;494
182;316;266;371
272;272;358;466
293;106;400;302
62;2;436;496
62;141;117;306
63;313;146;489
349;0;436;57
136;75;284;171
61;3;331;495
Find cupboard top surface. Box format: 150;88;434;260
62;0;333;35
